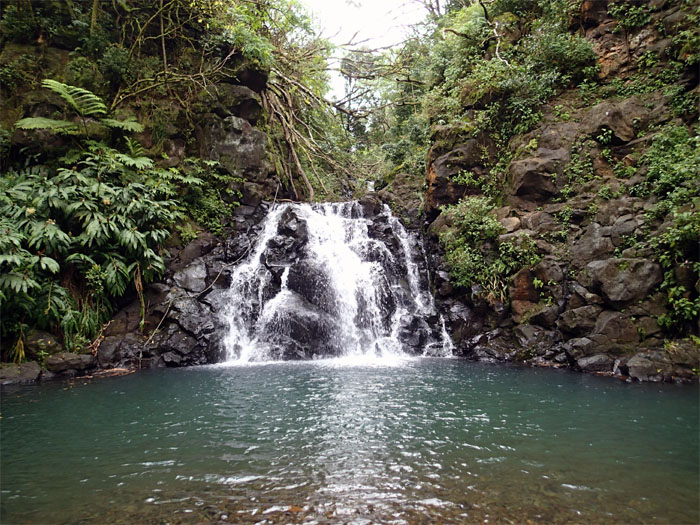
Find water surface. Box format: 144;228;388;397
1;358;698;523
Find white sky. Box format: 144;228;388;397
302;0;425;49
300;0;427;98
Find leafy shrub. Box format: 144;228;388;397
653;210;700;332
1;82;180;359
643;124;700;201
99;46;132;86
439;196;540;303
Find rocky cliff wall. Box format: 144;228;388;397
422;0;699;382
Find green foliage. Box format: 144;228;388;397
672;5;700;65
625;124;700;334
426;3;596;143
439;196;541;303
653;210;700;332
164;158;243;236
98;46;133;86
557;137;595;200
15;79;142;137
608;2;651;33
1;82;181;360
643;125;700;202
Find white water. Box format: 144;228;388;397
223;202;452;363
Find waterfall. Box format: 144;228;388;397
223;201;452;362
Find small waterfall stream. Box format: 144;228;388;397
223;201;452;362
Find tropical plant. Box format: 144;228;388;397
1;82;179;359
15;79;142;136
439;196;540;304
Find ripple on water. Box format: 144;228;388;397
0;359;698;524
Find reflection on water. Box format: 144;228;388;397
1;359;698;524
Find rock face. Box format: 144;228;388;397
419;1;700;383
95;211;263;370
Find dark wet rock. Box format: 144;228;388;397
0;361;42;386
580;258;663;307
287;260;337;313
260;292;341;360
45;353;97;374
514;324;561;353
589;310;639;352
398;316;433;354
577;353;614;373
170;295;215;338
564;337;596;361
529;304;560;329
24;330;62;360
558;305;603;335
173;260;208;293
627;351;668;382
570;223;614;265
98;334;145;369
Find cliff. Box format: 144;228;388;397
422;0;699;382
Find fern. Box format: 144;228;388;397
101;118;144;133
15;117;78;133
42;79;107;117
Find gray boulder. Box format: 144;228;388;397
581;258;663;306
577;353;614;373
45;353;97;374
0;361;42;386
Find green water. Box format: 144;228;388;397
1;358;698;524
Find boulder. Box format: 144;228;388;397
286;259;338;313
581;258;663;306
45;353;97;374
173;260;208;293
558;305;603;335
626;351;668;382
500;216;521;233
577;353;614;373
589;310;639;351
196;113;276;190
582;97;654;144
24;330;62;360
610;214;641;246
508;152;563;203
521;211;559;233
98;333;145;369
424;139;495;217
570;223;614;265
0;361;42;386
564;337;596;360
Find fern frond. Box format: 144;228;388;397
15;117;78;132
114;153;153;169
42;79;107;117
101;118;144;133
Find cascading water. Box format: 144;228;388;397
223;201;452;362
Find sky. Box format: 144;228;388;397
301;0;425;49
300;0;427;98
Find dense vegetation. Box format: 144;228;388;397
0;0;351;361
340;0;698;336
1;0;698;363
